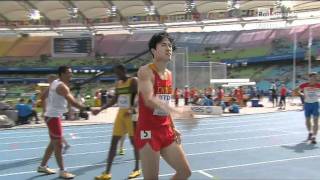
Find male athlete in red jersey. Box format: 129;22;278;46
135;32;193;180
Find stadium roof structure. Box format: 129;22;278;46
0;1;320;34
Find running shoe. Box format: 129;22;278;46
128;169;141;179
59;170;75;179
118;148;125;155
307;133;313;141
37;166;56;174
95;172;111;180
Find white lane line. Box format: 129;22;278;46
0;131;305;153
0;119;279;140
0;121;300;145
0;139;311;164
0;126;109;135
0;159;136;177
0;130;110;140
134;155;320;179
0;141;109;152
0;112;301;139
185;142;299;157
0;135;107;145
180;120;299;132
197;170;215;178
0;112;301;136
0;118;300;143
0;121;302;145
175;112;301;124
183;126;294;138
0;118;277;139
3;153;320;178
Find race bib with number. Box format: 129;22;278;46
140;130;151;139
304;87;320;103
306;90;318;99
153;94;171;116
118;95;130;108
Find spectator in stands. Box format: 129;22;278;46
228;98;240;113
206;86;214;99
27;99;40;123
234;86;245;107
184;86;190;105
279;84;288;110
199;94;214;106
190;87;196;104
258;89;264;100
15;98;40;125
215;86;224;105
174;88;180;107
30;91;40;106
249;86;257;99
270;82;278;107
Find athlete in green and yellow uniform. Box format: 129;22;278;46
93;65;140;180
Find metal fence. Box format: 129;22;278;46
170;47;227;89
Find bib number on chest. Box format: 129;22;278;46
153;94;171;116
118;95;130;108
307;91;318;99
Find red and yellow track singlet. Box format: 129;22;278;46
137;63;173;128
135;64;175;151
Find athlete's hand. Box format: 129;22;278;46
174;128;182;144
183;109;194;119
91;109;101;115
176;108;194;119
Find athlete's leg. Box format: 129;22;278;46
118;135;126;155
52;138;64;170
140;144;160;180
105;136;121;173
129;136;140;171
160;142;191;180
40;141;54;167
312;117;319;136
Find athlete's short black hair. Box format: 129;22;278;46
57;65;71;76
148;32;175;57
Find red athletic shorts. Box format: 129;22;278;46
135;124;175;152
45;117;63;139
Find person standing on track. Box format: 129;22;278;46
93;64;140;180
295;72;320;144
40;74;71;154
118;76;139;156
135;32;193;179
279;84;287;110
37;66;91;179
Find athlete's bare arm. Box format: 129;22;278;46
56;83;87;110
40;88;49;113
293;87;302;96
131;77;138;95
138;65;180;115
92;85;119;115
